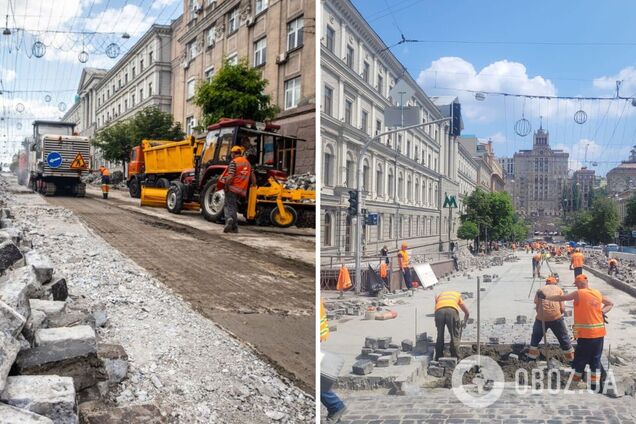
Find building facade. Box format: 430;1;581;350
499;156;514;180
510;126;569;220
321;0;456;263
458;136;504;193
607;147;636;194
457;142;478;214
570;167;595;211
170;0;316;173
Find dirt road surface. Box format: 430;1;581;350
46;191;315;392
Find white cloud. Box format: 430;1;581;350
417;57;557;123
152;0;179;9
593;66;636;97
2;69;16;82
484;131;506;144
85;4;155;36
554;138;631;172
0;0;84;31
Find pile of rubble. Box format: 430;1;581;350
82;172;128;191
283;173;316;191
455;247;510;275
0;208;139;423
586;251;636;287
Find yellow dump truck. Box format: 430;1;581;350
127;136;203;198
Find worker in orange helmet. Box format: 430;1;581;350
570;248;585;278
397;242;412;290
220;146;256;233
98;165;110;199
527;275;574;362
539;274;613;391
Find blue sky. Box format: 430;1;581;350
0;0;182;162
352;0;636;176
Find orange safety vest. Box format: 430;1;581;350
320;301;329;342
379;262;388;278
571;252;584;268
573;288;606;339
223;156;251;197
609;259;618;267
398;249;410;269
336;266;351;291
99;167;110;177
533;254;541;262
435;291;463;313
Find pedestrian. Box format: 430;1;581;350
539;274;613;391
527;276;574;362
398;242;412;290
608;258;619;276
532;252;542;278
434;291;470;359
98;165;110;199
380;245;389;264
452;251;459;271
379;260;390;289
320;300;347;423
220;146;256;233
570;248;585;278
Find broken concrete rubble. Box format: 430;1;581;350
0;402;54;423
78;402;166;424
24;251;53;284
29;299;66;319
0;332;20;390
97;344;128;384
0;299;27;337
0;240;23;272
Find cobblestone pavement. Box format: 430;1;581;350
336;388;636;423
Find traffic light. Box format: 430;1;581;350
348;190;358;216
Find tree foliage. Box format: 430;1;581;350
565;197;619;244
457;221;478;240
624;195;636;227
460;189;524;242
194;58;279;126
92;106;183;166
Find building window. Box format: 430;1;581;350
206;26;216;47
388;170;394;197
227;7;239;33
132;66;136;78
284;77;301;110
377;74;383;95
124;99;128;110
346;45;354;68
140;58;144;71
376;165;383;196
227;53;238;65
148;51;153;64
187;40;198;60
255;0;268;14
322;213;332;247
375;120;381;136
139;88;143;102
189;0;197;20
254;37;266;67
186;116;195;135
325;25;335;52
117;104;121;115
323;146;334;186
323;85;333;116
132;94;135;106
362;62;369;83
125;73;128;84
187;79;196;99
118;79;121;88
344;99;352;125
204;67;215;81
148;82;153;96
361;110;368;134
287;17;304;51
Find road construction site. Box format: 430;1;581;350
1;174;315;423
322;249;636;422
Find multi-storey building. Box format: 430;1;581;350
457;141;478;213
571;167;595;211
63;25;174;168
510;125;569;220
171;0;315;172
607;147;636;194
499;156;515;180
458;136;504;193
321;0;456;261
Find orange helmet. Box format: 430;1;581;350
546;276;557;284
574;274;588;284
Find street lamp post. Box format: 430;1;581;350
354;117;451;293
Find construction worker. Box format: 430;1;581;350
532;251;542;278
220;146;256;233
527;276;574;361
539;274;613;390
434;291;470;359
320;300;347;423
608;258;619;276
336;264;351;296
98;166;110;199
397;242;412;290
380;245;389;264
379;260;389;289
570;248;585;278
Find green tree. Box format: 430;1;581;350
457;221;479;240
194;58;279;126
624;195;636;227
566;197;619;244
461;189;518;248
92;107;183;172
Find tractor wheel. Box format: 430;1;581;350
44;182;56;197
270;205;297;228
129;178;141;198
156;177;170;189
75;183;86;198
167;183;185;214
201;178;224;222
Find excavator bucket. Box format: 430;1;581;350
140;186;168;208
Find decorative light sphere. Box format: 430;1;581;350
58;102;67;112
105;43;120;59
514;117;531;137
16;122;22;130
32;41;46;58
15;103;24;113
44;94;51;103
78;50;89;63
574;110;587;124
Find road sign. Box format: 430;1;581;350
385;106;421;127
389;78;415;105
70;152;87;169
366;213;378;225
46;152;62;168
443;194;458;208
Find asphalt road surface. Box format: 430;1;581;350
46;191;315;393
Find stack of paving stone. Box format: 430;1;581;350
427;357;457;378
351;334;432;376
0;207;154;423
